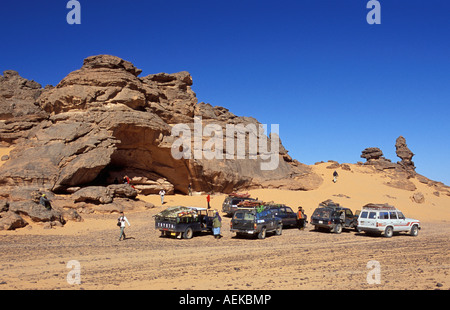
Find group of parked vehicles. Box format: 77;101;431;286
154;193;421;240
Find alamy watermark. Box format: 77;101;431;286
366;0;381;25
66;0;81;25
171;116;280;171
366;260;381;284
66;260;81;285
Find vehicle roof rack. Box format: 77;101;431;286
361;203;397;210
318;199;341;208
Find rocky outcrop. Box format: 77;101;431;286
0;70;48;145
360;147;397;170
0;55;322;198
395;136;416;173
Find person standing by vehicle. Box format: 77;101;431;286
188;183;192;196
118;212;131;241
212;211;222;239
297;206;306;230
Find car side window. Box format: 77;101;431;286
389;212;398;219
380;212;389;219
368;212;376;219
360;211;368;219
397;212;405;219
286;207;294;213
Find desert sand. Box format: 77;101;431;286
0;161;449;290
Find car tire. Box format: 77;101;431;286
384;226;393;238
258;227;267;239
334;224;343;234
275;224;282;236
183;227;194;239
410;225;419;236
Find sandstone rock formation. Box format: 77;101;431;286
0;55;322;202
395;136;416;173
358;137;450;193
360;147;397;170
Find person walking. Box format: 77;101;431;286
212;211;222;239
206;194;211;209
333;170;339;183
159;189;166;205
117;212;131;241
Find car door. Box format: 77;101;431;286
285;207;296;226
389;211;401;231
344;209;354;227
395;211;409;232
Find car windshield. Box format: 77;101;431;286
312;208;331;219
234;212;255;221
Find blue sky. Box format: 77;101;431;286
1;0;449;185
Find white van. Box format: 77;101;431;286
357;204;420;238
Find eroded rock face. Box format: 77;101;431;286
395;136;416;173
0;55;322;194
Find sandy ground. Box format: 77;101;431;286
0;157;449;290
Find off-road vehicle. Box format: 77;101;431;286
230;207;282;239
222;193;256;216
310;200;358;234
154;206;218;239
266;204;300;227
357;203;421;237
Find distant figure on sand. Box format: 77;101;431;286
159;189;166;205
333;170;339;183
118;212;131;241
206;194;211;209
188;183;192;196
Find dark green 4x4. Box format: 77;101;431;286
230;207;282;239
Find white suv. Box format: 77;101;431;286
357;204;420;238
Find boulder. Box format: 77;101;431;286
8;201;65;223
106;184;138;199
72;186;113;204
411;192;425;204
0;211;28;230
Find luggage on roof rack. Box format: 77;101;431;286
229;192;251;198
237;200;264;207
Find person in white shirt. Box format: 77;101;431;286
159;189;166;205
118;212;130;241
